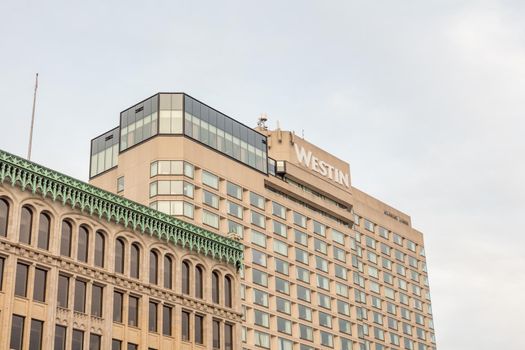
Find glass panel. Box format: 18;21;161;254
95;231;105;267
19;206;32;244
29;319;44;350
55;325;67;350
91;285;103;317
10;315;25;350
33;268;47;302
74;280;86;313
0;198;9;236
77;226;89;262
195;314;204;344
128;296;139;327
181;311;190;341
57;275;69;308
164;255;173;289
163;305;172;336
15;262;28;297
60;221;72;257
37;213;50;249
72;329;84;350
113;291;123;322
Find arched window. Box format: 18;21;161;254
60;220;72;256
182;261;190;295
0;198;9;237
212;271;220;304
195;265;203;299
224;275;233;308
37;212;51;250
77;226;89;262
94;231;105;268
130;243;140;279
149;250;158;284
164;255;173;289
115;238;125;273
19;206;33;244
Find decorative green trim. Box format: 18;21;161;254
0;149;243;269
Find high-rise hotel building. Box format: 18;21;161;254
89;93;437;350
0;149;243;350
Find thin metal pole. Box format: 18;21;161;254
27;73;38;160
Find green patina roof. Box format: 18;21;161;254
0;149;243;268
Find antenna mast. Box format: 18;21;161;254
27;73;38;160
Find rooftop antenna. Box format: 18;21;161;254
27;73;39;160
257;113;268;130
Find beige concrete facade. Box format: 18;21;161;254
89;94;436;350
0;156;242;350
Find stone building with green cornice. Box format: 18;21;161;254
0;148;243;350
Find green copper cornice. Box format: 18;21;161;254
0;149;243;268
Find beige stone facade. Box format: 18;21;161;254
0;150;242;350
88;93;437;350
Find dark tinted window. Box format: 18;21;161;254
195;314;204;344
130;244;140;279
149;301;158;332
72;329;84;350
225;323;233;350
163;255;173;289
19;206;33;244
115;238;125;273
37;213;50;250
0;257;4;290
89;334;101;350
163;305;172;336
182;261;190;294
149;251;158;284
57;274;69;308
213;319;221;349
127;344;137;350
33;268;47;302
224;276;233;308
29;319;43;350
15;262;29;297
181;311;190;341
91;285;103;317
113;291;123;323
77;226;89;262
60;220;72;256
55;325;67;350
10;315;25;350
0;198;8;236
111;340;122;350
128;295;139;327
195;265;203;299
212;271;220;304
74;280;86;313
94;231;105;267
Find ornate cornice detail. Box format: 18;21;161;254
0;149;243;268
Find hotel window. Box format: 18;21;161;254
0;198;9;236
378;226;389;239
227;182;242;200
203;190;219;209
273;220;287;237
295;247;309;265
373;311;383;325
115;238;125;274
383;257;392;270
227;201;243;219
298;304;312;321
296;266;310;283
314;238;327;254
213;319;221;349
189;313;201;344
335;264;348;280
273;239;288;256
91;284;103;317
128;295;140;327
203;210;219;229
15;262;29;297
371;296;382;309
149;301;158;332
117;176;125;192
317;274;330;290
393;233;403;245
33;268;47;302
374;327;385;341
72;329;84;350
10;315;25;350
130;243;141;279
251;230;266;247
77;226;89;263
181;310;190;341
318;292;330;308
74;280;87;313
272;201;286;219
380;243;391;256
388;316;398;330
336;282;349;297
293;211;307;228
294;229;308;246
315;256;328;272
277;317;292;335
57;274;69;308
90;334;101;350
250;192;265;209
367;250;378;264
368;266;379;279
319;311;332;328
355;289;366;303
334;246;347;262
252;269;268;287
254;289;269;307
313;220;326;236
55;325;67;350
252;249;267;266
275;277;290;294
251;210;266;228
254;330;270;348
297;285;311;302
339;319;352;335
19;206;33;244
161;305;172;336
37;212;50;250
332;229;345;245
275;258;289;275
387;302;397;315
300;324;313;341
254;309;270;327
202;171;219;189
366;236;376;249
320;331;334;347
94;231;105;268
276;297;291;315
364;219;375;232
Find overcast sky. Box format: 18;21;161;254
1;1;524;349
